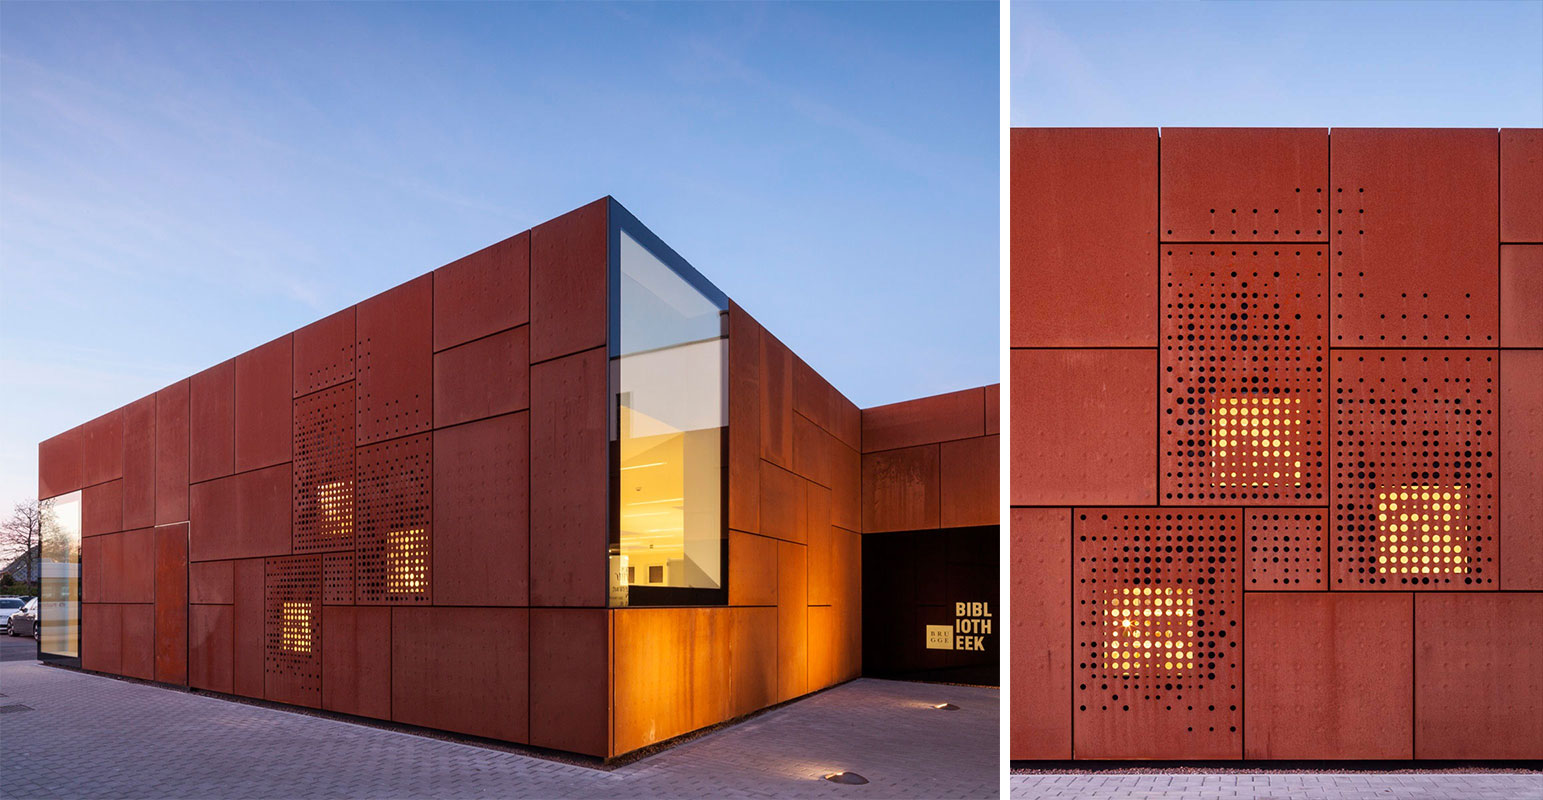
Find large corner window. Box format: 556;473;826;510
610;204;729;607
39;491;82;663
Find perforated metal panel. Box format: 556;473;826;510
1074;509;1241;759
356;276;432;445
1160;247;1327;505
1245;509;1326;589
323;550;354;604
1331;351;1497;589
356;433;431;604
264;555;321;706
294;383;355;553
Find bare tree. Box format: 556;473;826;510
1;499;44;584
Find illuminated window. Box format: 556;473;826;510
280;601;314;654
386;528;429;594
318;480;353;538
1210;397;1303;487
1102;587;1195;674
1376;486;1470;574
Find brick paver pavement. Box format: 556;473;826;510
1010;773;1543;800
0;660;997;799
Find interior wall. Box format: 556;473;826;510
1009;127;1543;760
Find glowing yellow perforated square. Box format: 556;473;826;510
386;528;429;594
318;480;353;538
1211;397;1304;487
280;601;313;654
1102;587;1195;674
1376;486;1470;575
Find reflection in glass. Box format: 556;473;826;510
40;492;82;660
611;229;727;606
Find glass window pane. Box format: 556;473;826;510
611;230;727;606
40;492;82;659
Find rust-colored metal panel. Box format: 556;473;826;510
82;603;121;675
985;384;999;437
119;527;155;604
264;554;322;708
321;605;391;721
861;444;940;533
792;414;834;489
433;326;529;428
861;388;986;453
122;395;156;529
81;535;102;603
760;331;794;469
1330;129;1498;345
433;231;530;352
323;551;353;604
832;527;862;683
1415;592;1543;759
729;606;778;718
234;335;293;472
1011;127;1158;347
154;524;188;685
1502;350;1543;590
356;274;432;445
728;530;778;606
530;199;606;363
120;603;155;681
1012;349;1157;506
1244;509;1326;590
82;479;122;537
392;606;529;743
728;303;762;534
529;608;609;756
155;380;189;524
758;461;807;544
190;560;233;605
941;435;998;528
1161;128;1329;242
832;440;861;533
188;604;233;693
232;558;265;698
38;426;82;500
1073;508;1242;759
1244;592;1412;759
1009;508;1071;760
433;413;528;606
1501;246;1543;348
1501;128;1543;243
292;382;354;554
1160;246;1328;505
806;512;832;608
1331;351;1498;589
529;347;606;606
355;433;431;605
293;306;354;396
776;541;808;702
189;463;292;562
613;608;692;755
190;360;235;483
807;605;835;691
81;408;124;488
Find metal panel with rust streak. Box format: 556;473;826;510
1501;128;1543;243
188;604;233;693
1011;127;1158;347
861;444;940;533
759;331;794;469
776;541;808;703
1501;349;1543;590
1415;592;1543;759
941;435;998;528
391;606;529;744
1244;592;1412;759
232;557;265;699
861;387;987;453
729;530;779;606
154;524;188;685
355;274;432;445
1160;128;1329;242
1329;128;1498;346
1009;508;1071;760
529;608;609;757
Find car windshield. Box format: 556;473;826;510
0;598;25;609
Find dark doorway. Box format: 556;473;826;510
861;526;998;686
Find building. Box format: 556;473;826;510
35;197;998;759
1010;127;1542;761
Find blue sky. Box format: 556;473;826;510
1013;1;1543;127
0;2;998;510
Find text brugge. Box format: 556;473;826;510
953;602;992;651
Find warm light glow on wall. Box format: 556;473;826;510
280;601;314;654
1376;486;1470;574
1211;397;1303;487
386;528;429;594
318;480;353;538
1102;587;1196;673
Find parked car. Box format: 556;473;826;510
7;597;39;638
0;596;30;635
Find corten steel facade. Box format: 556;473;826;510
35;197;999;760
1010;128;1543;761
